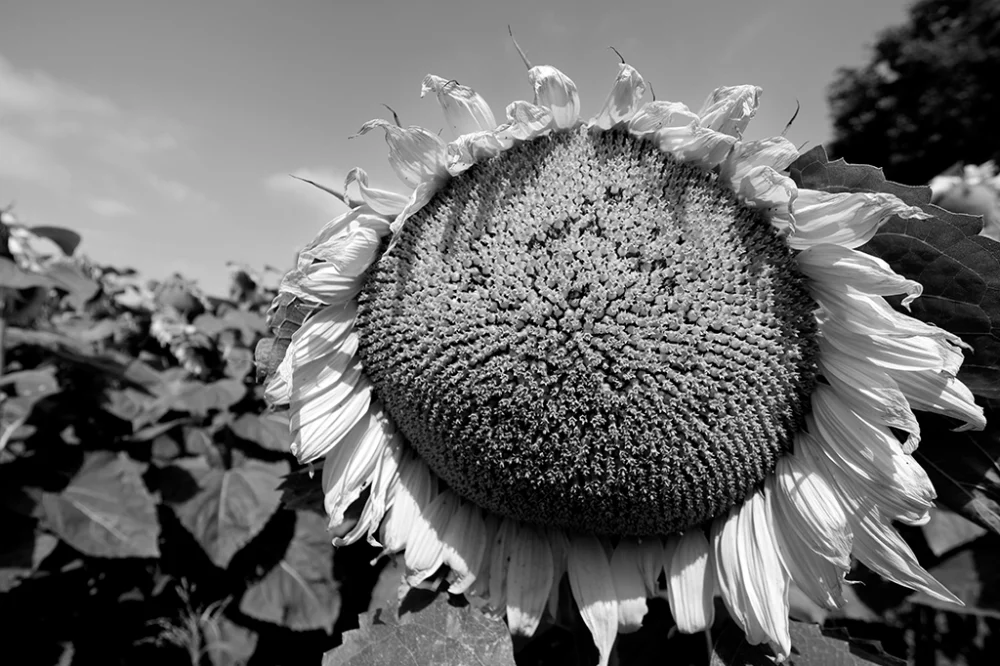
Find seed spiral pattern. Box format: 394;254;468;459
355;127;818;535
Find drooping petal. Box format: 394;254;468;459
819;313;965;375
636;537;665;596
380;453;436;554
322;407;395;531
567;534;619;666
627;101;698;138
817;340;920;451
487;517;516;612
337;426;404;547
440;499;489;594
506;526;555;637
712;491;791;660
769;453;851;610
797;243;922;309
666;530;715;634
354;119;448;189
610;539;649;633
590;63;646;130
421;74;497;137
697;85;761;138
656;123;738;169
736;166;798;232
404;490;459;586
528;65;580;129
889;366;986;432
721;137;799;190
786;189;930;250
446;131;504;176
495;101;553;146
344;167;410;216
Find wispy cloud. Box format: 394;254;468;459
0;52;203;206
87;197;135;218
264;167;348;217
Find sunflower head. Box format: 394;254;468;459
263;41;985;665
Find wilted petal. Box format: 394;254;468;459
798;243;922;308
506;526;554;636
337;427;403;547
636;537;664;596
355;119;448;189
322;407;394;531
421;74;497;137
610;539;649;633
495;101;553;146
697;85;761;138
446;131;504;175
441;500;489;594
657;124;737;169
721;137;799;190
666;530;715;634
380;453;436;554
769;453;851;610
404;491;458;586
344;167;409;216
528;65;580;129
590;63;646;130
787;189;930;250
488;518;516;612
388;180;438;237
627;101;698;137
712;491;791;659
890;367;986;432
567;534;619;666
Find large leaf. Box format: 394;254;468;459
921;506;987;557
27;225;82;255
205;617;258;666
167;456;288;568
41;452;160;558
43;259;100;309
325;591;516;666
0;257;54;289
240;511;339;632
916;410;1000;535
229;413;291;452
908;533;1000;619
711;619;904;666
789;146;1000;399
0;513;58;592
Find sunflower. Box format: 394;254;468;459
263;41;986;664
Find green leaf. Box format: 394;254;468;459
41;452;160;558
0;367;60;398
908;534;1000;618
28;225;82;255
325;590;516;666
916;410;1000;535
0;513;58;592
230;413;290;452
922;506;987;557
167;456;288;568
205;617;258;666
0;257;54;289
240;511;339;632
43;259;100;309
224;347;254;380
169;378;248;416
788;146;1000;399
711;619;905;666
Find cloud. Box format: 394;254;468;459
87;197;135;218
0;52;202;205
265;168;349;216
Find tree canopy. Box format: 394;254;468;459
827;0;1000;185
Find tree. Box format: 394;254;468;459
826;0;1000;185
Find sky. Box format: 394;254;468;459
0;0;913;296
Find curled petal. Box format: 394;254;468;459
495;101;553;147
567;534;619;666
506;526;554;637
528;65;580;129
337;428;404;547
627;101;698;137
442;500;489;594
787;189;930;250
421;74;497;136
890;367;986;432
657;123;737;169
344;167;409;216
737;166;798;231
590;63;646;130
798;243;922;308
446;131;504;176
379;453;436;555
721;137;799;191
697;85;761;138
666;530;715;634
389;180;438;237
355;119;448;189
322;407;394;531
